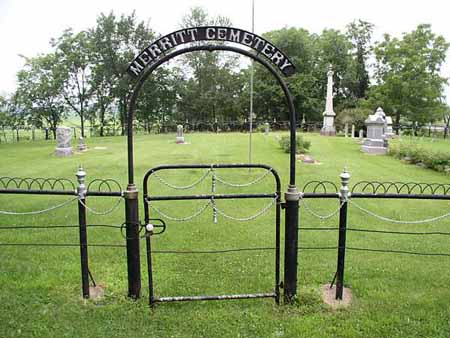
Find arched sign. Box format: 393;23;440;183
127;26;296;78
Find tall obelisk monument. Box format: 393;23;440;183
320;64;336;136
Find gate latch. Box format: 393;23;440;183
145;218;167;236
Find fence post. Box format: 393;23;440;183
124;183;141;299
76;166;90;299
335;168;350;300
284;185;300;303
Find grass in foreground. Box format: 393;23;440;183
1;132;450;338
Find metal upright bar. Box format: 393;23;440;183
76;167;89;299
124;184;141;299
335;169;350;300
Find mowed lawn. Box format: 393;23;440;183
1;132;450;338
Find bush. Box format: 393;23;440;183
279;134;311;154
388;143;450;173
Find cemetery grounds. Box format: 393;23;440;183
1;132;450;338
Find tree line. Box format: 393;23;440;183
1;7;449;138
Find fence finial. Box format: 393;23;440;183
340;168;351;201
76;165;87;198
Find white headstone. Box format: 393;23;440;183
55;127;73;156
78;137;87;151
176;125;185;144
344;123;349;138
385;116;394;138
351;125;355;138
320;64;336;136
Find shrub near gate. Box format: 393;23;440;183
389;143;450;172
279;134;311;154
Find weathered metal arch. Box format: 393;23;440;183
127;44;298;187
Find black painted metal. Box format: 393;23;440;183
124;194;141;299
142;164;281;306
335;200;348;300
147;193;276;201
127;26;296;78
351;193;450;200
0;189;76;195
300;179;450;303
128;41;298;304
77;197;90;299
283;198;299;302
129;45;297;187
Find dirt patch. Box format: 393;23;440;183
89;285;105;300
321;284;352;310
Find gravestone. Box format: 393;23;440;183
358;129;364;143
351;125;355;138
55;126;73;156
176;125;185;144
78;137;87;151
361;107;388;155
385;116;394;138
320;65;336;136
264;122;270;136
344;123;349;138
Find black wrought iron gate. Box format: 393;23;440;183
142;164;281;305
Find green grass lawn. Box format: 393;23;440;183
1;132;450;338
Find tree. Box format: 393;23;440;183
52;29;94;137
371;24;449;126
346;20;374;99
89;11;155;135
313;29;356;111
15;54;66;139
443;105;450;139
176;7;244;123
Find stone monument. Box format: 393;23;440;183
385;116;394;138
78;136;87;151
344;123;349;137
264;122;270;136
176;125;185;144
55;126;73;156
320;65;336;136
361;107;388;155
351;125;355;138
358;129;364;143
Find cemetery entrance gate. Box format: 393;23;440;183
143;164;281;304
125;26;300;304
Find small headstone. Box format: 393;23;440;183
78;137;87;151
264;122;270;136
55;126;73;156
385;116;394;138
351;125;355;138
344;123;349;138
358;129;364;143
176;125;185;144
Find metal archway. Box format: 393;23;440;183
124;43;300;302
127;44;297;186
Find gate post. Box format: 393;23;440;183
335;168;350;300
284;185;300;303
76;166;90;299
124;183;141;299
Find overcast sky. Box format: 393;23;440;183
1;0;449;102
